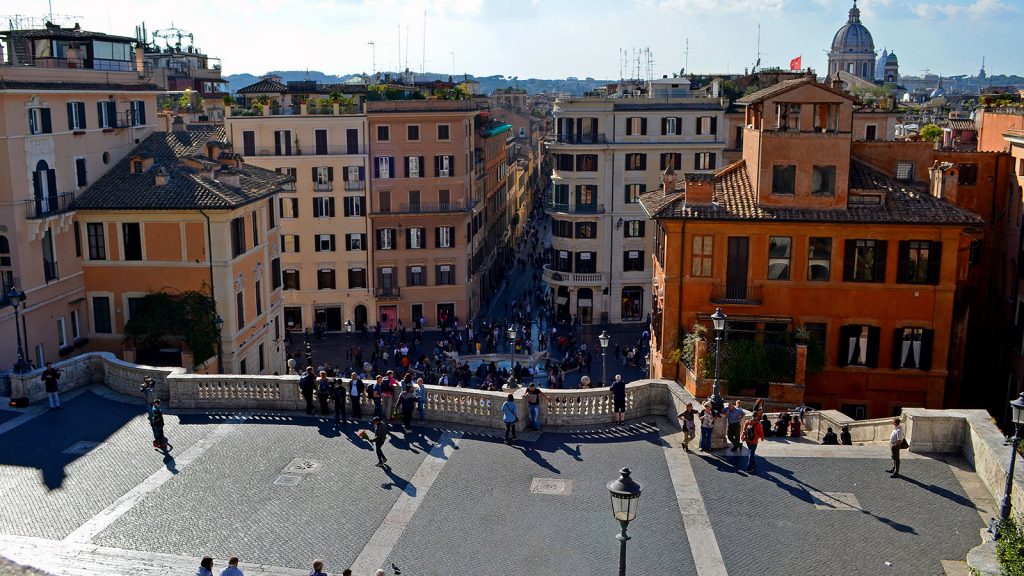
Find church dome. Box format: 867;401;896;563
831;1;875;55
886;52;898;64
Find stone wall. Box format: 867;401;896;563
8;352;184;403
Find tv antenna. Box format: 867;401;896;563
368;41;376;76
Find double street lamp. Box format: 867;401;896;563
994;391;1024;537
710;307;727;415
6;288;31;373
607;467;643;576
598;330;610;386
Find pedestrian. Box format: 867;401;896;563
699;403;715;452
610;374;626;425
219;557;243;576
726;400;746;451
399;385;419;430
822;427;839;445
677;402;696;451
525;382;548;431
299;367;316;415
332;374;347;425
41;362;61;410
382;370;396;420
743;411;765;473
502;393;518;443
368;416;390;467
149;399;168;449
309;560;328;576
349;372;364;420
316;371;333;416
886;417;906;478
415;377;427;421
195;556;214;576
840;425;853;445
370;375;383;418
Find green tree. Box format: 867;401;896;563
996;517;1024;576
123;290;218;368
919;123;943;142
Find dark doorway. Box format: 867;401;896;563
726;237;749;301
354;305;368;330
316;307;342;331
346;128;360;154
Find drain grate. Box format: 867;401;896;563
63;441;101;455
530;478;572;496
274;475;302;486
282;458;322;474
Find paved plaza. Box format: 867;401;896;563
0;387;994;576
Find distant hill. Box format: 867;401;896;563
223;71;612;96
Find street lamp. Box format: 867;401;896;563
6;288;31;373
305;341;313;369
710;307;727;415
607;467;643;576
213;315;224;374
344;318;354;372
995;391;1024;536
507;325;517;387
599;330;610;386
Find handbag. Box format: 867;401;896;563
899;438;909;450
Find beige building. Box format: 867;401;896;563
225;95;371;334
0;24;161;372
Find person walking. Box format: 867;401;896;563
149;400;172;452
677;402;697;451
743;411;766;474
41;362;61;410
368;416;390;467
382;370;396;420
886;417;906;478
726;400;746;451
331;375;347;426
399;385;419;430
502;393;518;443
219;557;244;576
610;374;626;425
195;556;214;576
299;367;316;415
699;403;715;452
370;375;383;418
349;372;364;420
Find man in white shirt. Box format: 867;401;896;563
886;417;905;478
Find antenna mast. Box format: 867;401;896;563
684;38;689;75
422;10;426;74
367;41;376;76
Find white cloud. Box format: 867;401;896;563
912;0;1017;19
649;0;786;14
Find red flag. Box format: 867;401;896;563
789;55;802;71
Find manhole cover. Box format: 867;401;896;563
807;490;861;511
530;478;572;496
274;475;302;486
62;441;101;455
283;458;322;474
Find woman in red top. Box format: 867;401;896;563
744;411;766;474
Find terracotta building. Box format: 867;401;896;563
0;23;161;372
643;78;984;418
470;119;514;305
71;125;292;373
999;130;1024;421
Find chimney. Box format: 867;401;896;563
218;168;241;189
684;172;716;205
171;115;186;132
661;166;677;194
830;74;844;92
154;167;169;186
929;162;958;204
206;141;224;160
135;42;144;73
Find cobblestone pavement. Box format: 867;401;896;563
0;389;992;576
0;410;20;426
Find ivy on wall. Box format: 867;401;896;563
123;289;217;368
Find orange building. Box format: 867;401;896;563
643;78;983;418
72;125;292;373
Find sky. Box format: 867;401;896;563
12;0;1023;79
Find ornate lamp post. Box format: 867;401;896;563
6;288;31;373
305;341;313;369
994;391;1024;537
598;330;610;386
213;315;224;374
710;307;727;415
507;325;517;387
344;318;354;371
607;467;643;576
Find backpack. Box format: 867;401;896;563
743;421;757;442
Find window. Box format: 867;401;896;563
843;239;887;283
406;227;425;249
812;165;836;196
625;153;646;171
407;266;425;286
808;237;832;281
317;268;336;290
236;290;245;330
42;228;57;281
555;154;575;171
314;129;328;155
435;155;453;177
348;267;367;288
281;235;301;253
376;156;393;179
696;116;717;135
405;155;422;178
659;153;681;171
277;167;297;191
771;165;796;195
625;117;647;136
625;184;645;204
376;125;390;141
57;317;67;348
662;117;680;136
437;124;450;140
812;104;839;132
767;236;792;280
622;286;643;321
251;211;259;246
242;131;255;156
130;100;147;126
894;161;914;181
552;220;573;238
87;223;106;260
271;257;281;290
283;269;300;290
575;154;598;171
97;101;116;129
280;197;299;218
804;323;827;354
239;358;247;375
838;325;880;367
268;198;276;229
691;235;713;277
625;220;645;238
92;296;112;334
575;185;597;209
695;152;716;171
554;250;572;272
255;279;263;316
258;343;265;373
776;103;801;131
313;166;334;191
377;228;395;250
893;327;934;370
346;233;367;251
313;196;336;218
958;163;978;186
897;240;941;284
70;309;80;340
74;157;87;188
122;223;142;261
575;251;596;273
865;125;877;141
28;107;52;134
378;191;391;212
230;217;247;257
968;240;981;265
575;222;596;239
377;267;396;291
623;250;645;272
67;101;86;130
343;196;364;217
436;264;454;285
436;226;454;248
314;234;336;252
407;125;420;141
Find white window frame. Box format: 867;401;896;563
70;309;80;340
698;116;712;135
69;101;84;130
895;161;914;181
316;234;335;252
439;155;450;177
348;233;364;251
379;228;394;250
28;108;42;134
316;166;331;186
130;100;144;127
408;155;420;178
665;117;677;135
98;103;112;129
345;197;363;217
438;226;453;248
346;165;360;182
314;196;333;218
57;317;67;348
696;152;713;171
378;156;391;179
628;117;643;135
409;227;424;249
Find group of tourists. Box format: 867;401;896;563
193;556;391;576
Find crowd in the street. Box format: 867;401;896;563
193;555;392;576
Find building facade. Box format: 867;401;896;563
545;89;727;324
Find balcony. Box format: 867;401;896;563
344;181;366;192
394;201;468;214
542;265;605;287
550;133;607;144
545;202;605;215
314;182;334;192
27;192;75;219
374;286;401;299
257;145;363;157
710;283;764;305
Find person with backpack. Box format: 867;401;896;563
316;371;333;416
298;367;316;415
743;411;765;474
